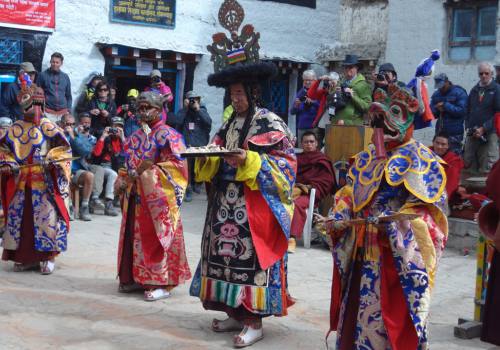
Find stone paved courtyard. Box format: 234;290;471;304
0;195;497;349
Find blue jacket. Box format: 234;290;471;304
466;81;500;134
0;83;22;120
431;84;468;136
171;106;212;147
290;87;320;129
37;68;72;110
66;132;96;172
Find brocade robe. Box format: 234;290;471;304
189;108;296;317
0;118;71;256
329;140;448;350
116;121;191;287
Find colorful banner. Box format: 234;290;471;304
110;0;176;28
0;0;55;31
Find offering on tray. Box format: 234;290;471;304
180;144;240;157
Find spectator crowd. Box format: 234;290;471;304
1;51;499;227
0;52;213;222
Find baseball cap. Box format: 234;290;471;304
0;117;13;128
127;88;139;98
19;62;36;73
111;116;124;126
185;91;201;99
434;73;449;89
150;69;162;78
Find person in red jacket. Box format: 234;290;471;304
89;117;124;216
306;72;340;147
430;133;464;198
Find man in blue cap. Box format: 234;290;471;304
430;73;468;154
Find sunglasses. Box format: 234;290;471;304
479;72;491;76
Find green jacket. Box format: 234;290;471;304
333;73;372;126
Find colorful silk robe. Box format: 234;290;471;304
0;118;71;253
329;140;448;350
116;121;191;286
189;108;296;317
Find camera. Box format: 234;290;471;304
376;73;386;82
109;127;119;135
189;97;197;105
320;79;332;90
82;125;90;132
151;76;161;83
325;84;351;116
467;127;488;143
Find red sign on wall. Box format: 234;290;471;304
0;0;55;31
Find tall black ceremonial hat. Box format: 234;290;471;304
207;61;277;88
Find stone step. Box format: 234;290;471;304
447;217;480;254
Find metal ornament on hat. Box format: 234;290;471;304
207;0;261;72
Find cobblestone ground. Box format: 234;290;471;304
0;194;495;349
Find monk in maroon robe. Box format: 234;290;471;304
430;133;464;198
289;131;334;252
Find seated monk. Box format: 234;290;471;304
289;131;335;252
430;133;464;199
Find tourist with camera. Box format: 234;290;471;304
87;81;117;138
334;54;372;126
61;113;97;221
88;117;124;217
372;62;405;93
291;70;320;141
174;91;212;201
430;73;468;155
307;71;340;147
145;69;173;117
117;88;141;138
464;62;500;175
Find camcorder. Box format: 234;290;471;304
326;83;351;116
320;78;333;90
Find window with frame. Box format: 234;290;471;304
447;1;498;62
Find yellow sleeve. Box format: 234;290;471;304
195;156;220;182
235;150;261;190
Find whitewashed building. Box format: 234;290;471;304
0;0;337;131
1;0;498;135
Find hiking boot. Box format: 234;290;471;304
193;183;203;194
90;198;105;211
79;205;92;221
105;200;119;217
184;189;193;203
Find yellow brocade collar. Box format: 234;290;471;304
6;118;67;162
348;140;447;212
